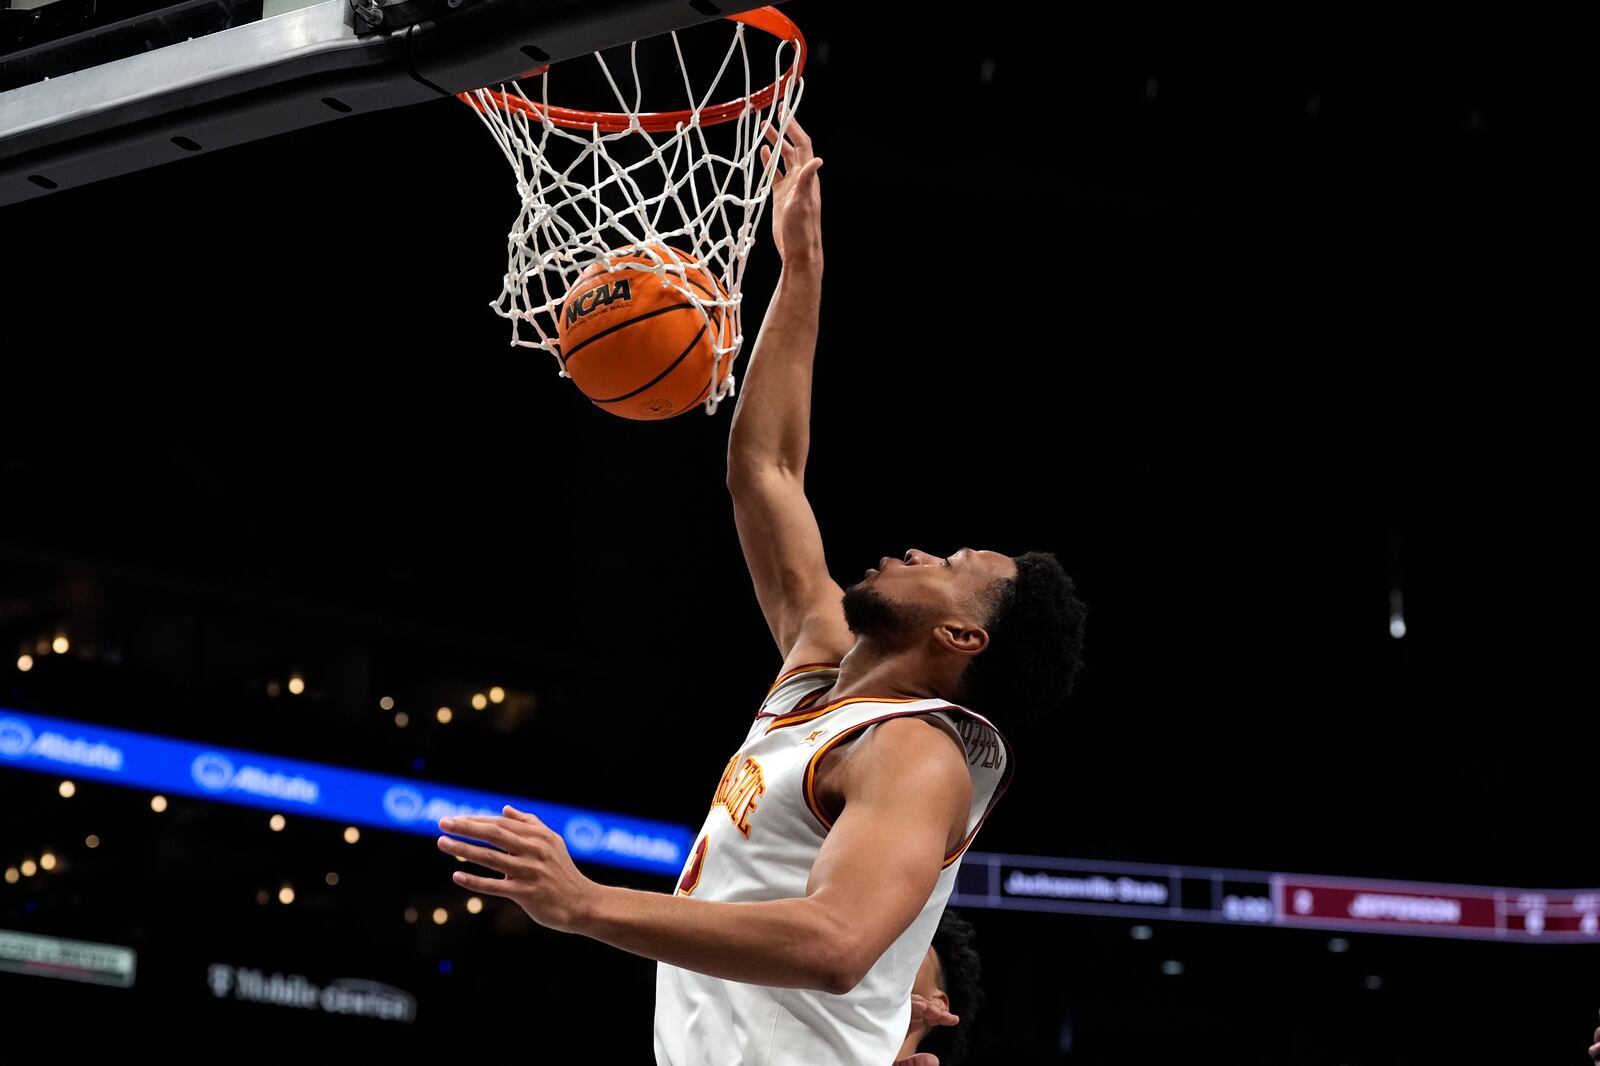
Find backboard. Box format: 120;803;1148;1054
0;0;775;206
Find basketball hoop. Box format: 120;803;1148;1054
459;8;806;415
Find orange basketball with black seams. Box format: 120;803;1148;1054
556;248;730;420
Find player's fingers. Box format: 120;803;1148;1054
501;805;545;829
762;140;791;181
908;996;957;1030
892;1054;939;1066
794;157;823;189
437;835;515;873
784;115;812;151
437;816;520;851
763;113;809;159
451;870;510;895
762;121;795;160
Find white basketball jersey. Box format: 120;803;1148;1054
653;664;1013;1066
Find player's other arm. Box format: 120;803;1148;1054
438;718;970;992
725;118;853;668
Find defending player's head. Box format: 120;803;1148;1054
916;908;984;1066
842;548;1086;721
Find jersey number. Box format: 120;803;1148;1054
677;835;709;896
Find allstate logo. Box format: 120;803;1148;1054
563;816;605;854
191;753;236;793
0;719;33;759
382;786;425;824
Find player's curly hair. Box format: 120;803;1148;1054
919;909;984;1066
957;551;1086;723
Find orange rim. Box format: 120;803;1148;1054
458;7;806;133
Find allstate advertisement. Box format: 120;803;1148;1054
0;709;692;875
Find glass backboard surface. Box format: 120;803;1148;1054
0;0;776;206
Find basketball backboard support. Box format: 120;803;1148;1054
0;0;775;207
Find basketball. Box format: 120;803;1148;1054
557;248;730;420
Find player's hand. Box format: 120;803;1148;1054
760;112;823;270
437;806;598;933
908;993;960;1032
891;994;957;1065
1588;1021;1599;1063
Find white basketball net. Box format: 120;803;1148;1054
464;20;805;415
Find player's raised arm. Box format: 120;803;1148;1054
726;117;852;667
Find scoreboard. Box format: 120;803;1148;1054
952;852;1600;943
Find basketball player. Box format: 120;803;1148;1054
896;909;984;1066
434;117;1085;1065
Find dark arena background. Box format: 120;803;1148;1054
1;3;1594;1062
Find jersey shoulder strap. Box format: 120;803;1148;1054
757;663;839;718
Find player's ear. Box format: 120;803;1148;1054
933;620;989;657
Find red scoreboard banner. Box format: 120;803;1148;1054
1275;875;1600;940
952;852;1600;943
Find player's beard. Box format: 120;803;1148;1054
841;583;922;645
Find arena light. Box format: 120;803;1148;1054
3;868;17;884
432;908;448;925
16;654;33;672
471;694;488;711
40;852;57;871
287;676;305;696
394;711;409;728
325;872;340;886
343;827;361;844
1389;589;1406;639
1161;960;1183;976
278;885;295;905
1130;925;1153;941
269;815;286;832
20;860;38;877
52;635;69;655
58;780;75;798
436;707;452;724
488;686;505;704
403;908;419;925
1328;937;1350;953
84;835;99;849
150;795;168;813
466;897;483;915
379;696;395;711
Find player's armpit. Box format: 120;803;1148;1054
801;717;972;993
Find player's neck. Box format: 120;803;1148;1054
829;640;959;705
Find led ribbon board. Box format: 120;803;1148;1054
0;709;692;875
7;707;1592;938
